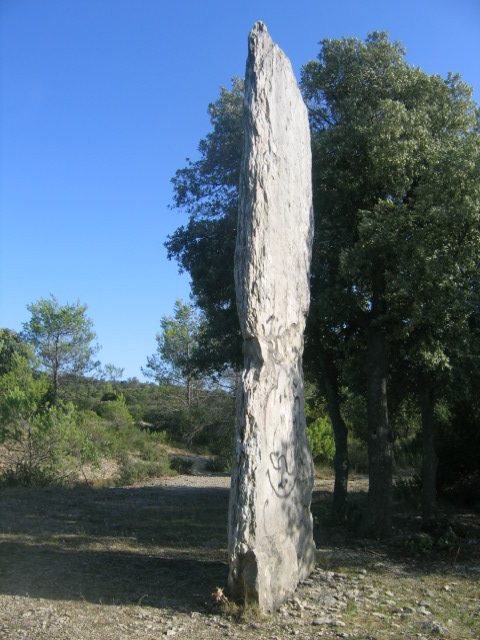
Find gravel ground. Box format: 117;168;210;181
0;470;478;640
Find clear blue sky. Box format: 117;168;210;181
1;0;479;381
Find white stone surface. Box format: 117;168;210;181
228;21;316;611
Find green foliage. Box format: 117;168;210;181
143;299;206;413
0;353;96;486
22;294;100;399
166;78;244;374
0;352;174;487
391;396;422;470
205;456;230;473
169;456;194;475
305;399;335;464
301;32;480;529
436;395;480;500
97;392;134;430
101;363;125;382
38;371;235;459
0;329;29;376
143;299;236;450
347;438;369;474
115;453;171;486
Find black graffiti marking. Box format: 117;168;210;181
267;451;296;498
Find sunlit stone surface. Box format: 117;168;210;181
228;21;316;611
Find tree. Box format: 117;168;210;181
0;328;28;376
102;363;125;382
22;294;100;401
398;100;480;520
0;351;82;486
143;299;203;410
143;299;237;446
301;32;480;533
167;36;479;533
166;78;244;375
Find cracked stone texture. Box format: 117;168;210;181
228;21;316;611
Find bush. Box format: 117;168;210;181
81;407;171;485
97;393;134;430
115;453;171;486
394;474;422;503
304;392;336;465
347;437;369;473
169;456;194;475
307;415;335;465
205;456;230;473
0;354;102;486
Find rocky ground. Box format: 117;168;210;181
0;469;478;639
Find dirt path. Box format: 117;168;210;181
0;470;478;639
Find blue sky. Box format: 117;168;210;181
1;0;479;381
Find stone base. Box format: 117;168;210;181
228;365;317;611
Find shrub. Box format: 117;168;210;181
307;415;335;465
394;474;422;503
205;456;230;473
169;456;194;475
115;453;171;486
0;354;101;486
97;393;134;430
347;437;369;473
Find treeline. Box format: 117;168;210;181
0;297;235;487
166;32;480;535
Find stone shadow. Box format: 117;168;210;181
0;484;230;610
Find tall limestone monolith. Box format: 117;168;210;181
228;22;317;611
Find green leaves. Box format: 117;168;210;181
0;352;86;486
22;294;100;398
143;299;204;411
166;79;244;373
302;31;480;372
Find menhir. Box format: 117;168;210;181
228;21;317;611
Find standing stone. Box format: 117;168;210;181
228;22;316;611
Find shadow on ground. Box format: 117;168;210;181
0;484;230;610
1;479;478;613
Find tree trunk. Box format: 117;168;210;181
362;327;393;538
318;348;349;519
420;379;438;523
53;336;60;404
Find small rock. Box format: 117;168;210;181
312;618;334;626
430;621;448;635
417;601;431;608
312;618;345;627
216;621;229;629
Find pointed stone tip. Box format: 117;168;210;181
248;21;271;53
252;20;267;33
